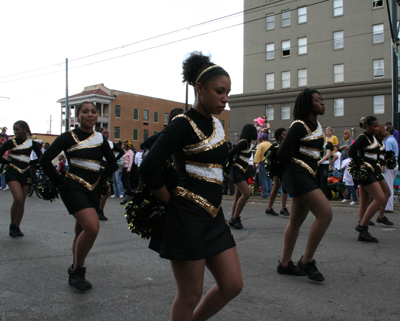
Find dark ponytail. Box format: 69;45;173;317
182;51;229;87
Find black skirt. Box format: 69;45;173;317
149;195;236;261
358;171;385;187
281;162;319;197
60;186;101;214
229;165;248;184
4;166;32;186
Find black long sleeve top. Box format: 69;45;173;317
227;139;253;172
0;138;42;171
349;132;381;169
277;119;324;174
40;128;116;191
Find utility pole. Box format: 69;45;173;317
389;0;400;129
65;58;69;131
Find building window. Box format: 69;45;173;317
373;59;384;78
334;99;344;116
143;129;149;141
333;0;343;16
266;43;274;60
115;105;121;117
266;73;275;90
333;31;344;49
133;108;139;120
334;64;344;83
298;7;307;24
114;127;120;139
221;120;225;129
266;106;274;121
164;113;169;124
373;24;384;43
154;111;158;123
282;40;290;57
298;69;307;87
373;95;385;114
133;129;138;141
282;10;290;27
282;71;290;89
266;14;275;30
143;109;149;121
373;0;383;8
298;37;307;55
282;106;290;120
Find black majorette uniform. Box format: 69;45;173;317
228;139;255;183
349;132;384;186
139;108;235;261
0;138;42;185
40;128;116;214
277;119;324;197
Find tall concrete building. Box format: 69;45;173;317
229;0;400;142
57;84;230;150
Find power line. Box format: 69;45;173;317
0;0;336;85
0;0;297;81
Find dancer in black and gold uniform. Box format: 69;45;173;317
228;124;257;229
276;89;332;282
0;120;42;237
40;102;116;291
349;116;390;243
139;52;242;320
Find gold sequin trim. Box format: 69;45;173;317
184;138;226;155
10;163;30;173
65;172;100;191
70;162;101;172
9;154;31;163
233;163;247;173
186;161;223;169
299;150;320;160
185;120;217;150
69;157;101;164
291;158;317;177
363;162;375;172
291;120;323;141
67;130;102;152
187;172;223;185
174;114;206;140
174;186;221;218
11;138;31;150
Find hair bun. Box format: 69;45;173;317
182;51;212;86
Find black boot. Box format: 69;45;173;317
357;225;378;243
97;209;108;221
68;265;92;291
9;224;19;237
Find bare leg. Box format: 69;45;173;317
281;188;332;266
72;208;100;268
377;179;391;219
267;180;281;211
359;182;385;226
170;260;206;321
358;185;371;223
297;189;332;263
192;247;243;321
8;181;29;227
99;186;111;211
281;193;288;211
280;197;309;267
231;180;250;219
230;187;242;219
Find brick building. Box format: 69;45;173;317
57;84;230;150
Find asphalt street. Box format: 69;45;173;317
1;190;399;321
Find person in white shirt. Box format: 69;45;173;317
340;156;358;205
135;150;144;168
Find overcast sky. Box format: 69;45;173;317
0;0;243;135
